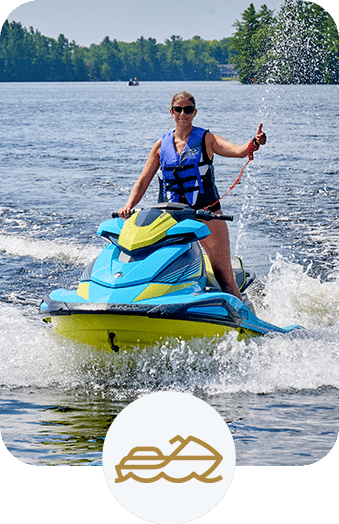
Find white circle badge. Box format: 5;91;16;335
103;392;236;524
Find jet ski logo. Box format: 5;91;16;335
115;435;223;484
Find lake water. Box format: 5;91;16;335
0;81;338;466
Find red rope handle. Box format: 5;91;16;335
204;139;256;211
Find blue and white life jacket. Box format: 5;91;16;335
159;127;218;207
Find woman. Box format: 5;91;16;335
119;91;266;300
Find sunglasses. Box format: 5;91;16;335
172;105;195;115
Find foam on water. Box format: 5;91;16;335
0;303;85;390
1;256;338;396
0;233;101;266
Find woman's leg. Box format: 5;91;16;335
200;216;242;300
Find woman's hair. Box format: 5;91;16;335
170;92;196;109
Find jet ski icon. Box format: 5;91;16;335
115;435;223;483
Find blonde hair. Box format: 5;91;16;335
170;91;196;109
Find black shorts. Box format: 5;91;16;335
178;195;221;212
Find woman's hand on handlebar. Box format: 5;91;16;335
118;205;132;219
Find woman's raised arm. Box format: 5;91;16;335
205;123;266;160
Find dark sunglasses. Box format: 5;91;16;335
172;105;195;115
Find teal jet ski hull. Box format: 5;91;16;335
39;203;301;351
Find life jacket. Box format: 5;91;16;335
159;127;216;207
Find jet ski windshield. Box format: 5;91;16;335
135;208;165;227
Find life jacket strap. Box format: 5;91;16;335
166;180;214;194
162;160;208;172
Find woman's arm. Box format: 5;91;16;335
205;124;266;160
206;133;249;159
118;139;161;218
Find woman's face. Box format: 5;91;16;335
170;98;197;123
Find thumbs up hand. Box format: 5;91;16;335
255;123;267;146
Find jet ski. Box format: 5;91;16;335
39;203;300;352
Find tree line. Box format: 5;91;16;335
0;21;232;82
0;0;338;83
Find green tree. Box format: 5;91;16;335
30;30;53;81
141;37;161;80
230;3;261;83
250;4;275;82
164;35;184;79
99;36;123;80
5;21;26;80
0;20;10;80
47;33;73;80
71;42;88;81
185;36;219;80
88;44;102;80
208;38;232;64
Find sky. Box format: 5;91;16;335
1;0;338;46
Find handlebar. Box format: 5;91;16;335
112;204;233;222
195;209;233;222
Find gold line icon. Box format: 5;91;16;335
115;435;223;483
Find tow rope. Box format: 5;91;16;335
204;138;257;211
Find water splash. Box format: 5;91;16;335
260;1;338;84
260;253;339;329
1;253;338;397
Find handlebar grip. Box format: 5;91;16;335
212;213;233;221
196;209;233;221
